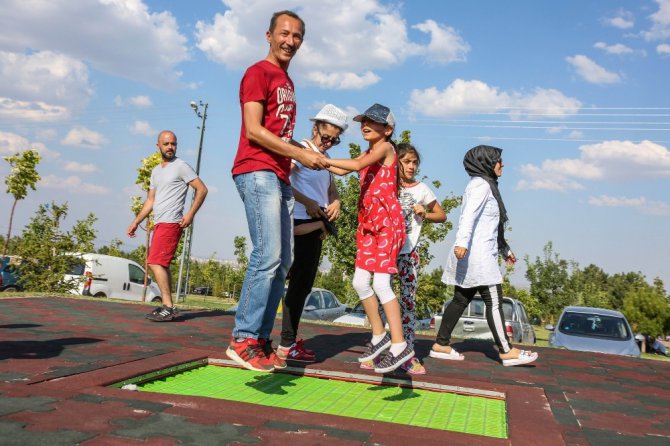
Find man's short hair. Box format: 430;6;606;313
269;10;305;37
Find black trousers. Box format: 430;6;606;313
280;228;322;347
435;284;512;353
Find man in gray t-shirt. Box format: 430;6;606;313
127;130;208;321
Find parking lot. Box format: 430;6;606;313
1;296;669;445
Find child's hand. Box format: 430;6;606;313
412;204;426;219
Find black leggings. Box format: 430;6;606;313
280;228;322;347
435;284;512;353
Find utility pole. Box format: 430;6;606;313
176;100;208;303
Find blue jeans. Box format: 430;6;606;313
233;171;294;340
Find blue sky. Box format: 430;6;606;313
1;0;669;288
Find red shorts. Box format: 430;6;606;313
147;223;183;268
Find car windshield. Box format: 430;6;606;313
558;312;631;340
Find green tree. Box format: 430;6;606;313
622;283;670;336
234;236;249;269
570;264;611;309
15;202;97;292
524;241;575;321
3;149;41;256
322;142;362;276
97;238;126;258
130;151;162;292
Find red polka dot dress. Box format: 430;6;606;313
355;150;406;274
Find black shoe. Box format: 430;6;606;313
358;333;391;362
146;305;176;322
374;344;414;373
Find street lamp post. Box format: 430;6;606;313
176;100;208;303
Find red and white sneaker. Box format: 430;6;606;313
259;338;287;369
226;338;274;372
277;339;316;363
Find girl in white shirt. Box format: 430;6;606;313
431;145;538;367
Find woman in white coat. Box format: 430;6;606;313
430;145;537;367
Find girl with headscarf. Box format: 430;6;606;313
430;145;538;366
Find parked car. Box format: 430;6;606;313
192;286;212;296
301;288;348;321
64;253;162;302
546;306;640;357
335;302;433;330
432;296;536;344
227;287;347;322
0;256;21;292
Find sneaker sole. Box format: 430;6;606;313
358;339;391;362
226;347;275;372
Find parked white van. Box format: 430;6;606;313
65;253;162;302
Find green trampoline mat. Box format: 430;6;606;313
137;365;507;438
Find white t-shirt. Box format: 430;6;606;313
290;139;332;220
442;177;503;287
399;182;438;254
150;158;198;224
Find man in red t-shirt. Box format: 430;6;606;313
228;10;329;373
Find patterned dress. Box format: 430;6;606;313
355;150;405;274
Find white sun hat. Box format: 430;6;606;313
309;104;348;132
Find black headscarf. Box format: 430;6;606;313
463;145;511;255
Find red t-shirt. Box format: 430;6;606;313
231;60;297;184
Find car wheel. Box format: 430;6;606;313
94;292;106;298
2;286;18;293
152;297;161;303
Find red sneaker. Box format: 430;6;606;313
295;339;315;356
226;338;274;372
259;338;287;369
277;339;316;363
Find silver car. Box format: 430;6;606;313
301;288;348;321
546;306;640;357
432;296;536;344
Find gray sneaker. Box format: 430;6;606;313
358;333;391;362
374;344;414;373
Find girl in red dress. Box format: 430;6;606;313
327;103;413;373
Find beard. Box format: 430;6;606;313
161;150;175;161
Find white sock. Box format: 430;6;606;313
390;341;407;357
372;333;387;345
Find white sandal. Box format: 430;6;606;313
429;347;464;361
502;350;538;367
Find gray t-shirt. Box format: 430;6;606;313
150;158;198;224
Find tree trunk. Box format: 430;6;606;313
2;198;18;257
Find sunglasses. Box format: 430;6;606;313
316;126;341;146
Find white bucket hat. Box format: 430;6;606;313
309;104;348;132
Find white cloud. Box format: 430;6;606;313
36;128;58;141
130;120;156;136
658;43;670;54
412;19;469;64
39;174;109;194
568;130;584;139
643;0;670;41
602;9;635;29
61;127;108;149
408;79;581;119
303;71;380;90
589;195;670;216
0;50;93;116
63;161;98;173
195;0;468;89
0;131;59;158
115;95;153;108
0;97;70;122
517;140;670;191
594;42;634;55
0;0;189;89
566;54;621;84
